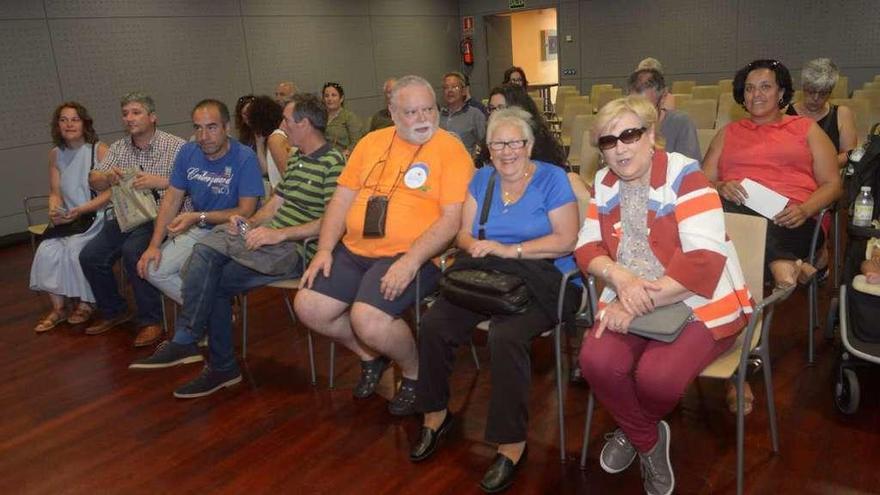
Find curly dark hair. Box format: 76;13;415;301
235;94;255;148
503;66;529;89
246;95;283;137
477;84;567;170
50;102;98;148
733;59;794;110
322;82;346;107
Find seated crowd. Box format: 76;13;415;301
30;57;851;494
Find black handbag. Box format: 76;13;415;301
438;170;530;315
41;144;98;240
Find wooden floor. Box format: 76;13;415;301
2;241;880;495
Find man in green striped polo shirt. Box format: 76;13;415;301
130;93;345;399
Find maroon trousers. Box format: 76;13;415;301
579;321;736;452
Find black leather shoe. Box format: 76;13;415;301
409;411;453;462
388;377;418;416
479;445;528;493
353;356;389;399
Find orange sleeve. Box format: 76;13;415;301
438;135;475;205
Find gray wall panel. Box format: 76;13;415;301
0;20;62;149
371;16;460;90
241;0;369;17
45;0;240;18
0;1;459;237
369;0;457;17
50;17;251;136
0;0;45;19
244;16;375;98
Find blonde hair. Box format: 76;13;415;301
590;95;658;147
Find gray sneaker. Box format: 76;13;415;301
600;428;637;473
129;340;203;369
173;366;242;399
639;420;674;495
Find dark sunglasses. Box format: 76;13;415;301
597;127;647;151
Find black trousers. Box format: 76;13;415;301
721;199;824;262
415;295;552;444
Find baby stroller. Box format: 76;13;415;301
830;123;880;414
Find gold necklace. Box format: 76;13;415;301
501;163;534;206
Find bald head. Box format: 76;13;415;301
274;81;297;105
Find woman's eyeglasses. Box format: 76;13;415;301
487;139;528;151
487;103;507;113
597;127;647;151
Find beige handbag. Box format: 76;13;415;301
111;170;158;233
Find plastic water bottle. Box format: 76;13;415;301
853;186;874;227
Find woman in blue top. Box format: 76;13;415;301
410;107;579;493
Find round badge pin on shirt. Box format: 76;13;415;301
404;163;429;189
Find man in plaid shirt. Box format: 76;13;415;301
80;92;185;345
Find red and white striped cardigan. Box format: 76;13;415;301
575;151;753;340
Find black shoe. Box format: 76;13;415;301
569;364;585;384
353;356;390;399
479;445;528;493
410;411;454;462
388;377;417;416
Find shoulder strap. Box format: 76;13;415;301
478;170;497;240
90;142;96;170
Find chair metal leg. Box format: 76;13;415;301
580;392;595;469
470;341;480;370
761;349;780;452
328;341;336;389
279;290;317;386
160;296;168;335
832;207;841;290
554;323;566;462
808;281;816;364
241;293;248;359
736;371;746;495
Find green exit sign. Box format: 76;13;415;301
510;0;525;9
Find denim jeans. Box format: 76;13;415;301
145;227;212;305
171;243;301;372
79;218;161;325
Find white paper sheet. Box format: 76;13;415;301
740;178;789;219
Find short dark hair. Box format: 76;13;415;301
50;101;99;148
245;96;282;136
192;98;230;124
290;93;328;132
733;59;794;109
628;68;666;95
503;66;529;88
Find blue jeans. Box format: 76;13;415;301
171;243;302;372
79;218;161;325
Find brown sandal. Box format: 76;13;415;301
67;303;95;325
35;309;68;333
726;381;755;416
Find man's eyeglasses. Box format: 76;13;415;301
442;85;462;91
597;127;647;151
487;139;528;151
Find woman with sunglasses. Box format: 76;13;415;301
476;83;567;170
703;60;840;289
322;82;363;157
411;107;580;493
576;96;752;495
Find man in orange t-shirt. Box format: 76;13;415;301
295;75;474;416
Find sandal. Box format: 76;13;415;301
67;303;95;325
726;381;754;416
35;309;68;333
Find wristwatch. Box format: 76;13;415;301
198;212;207;228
